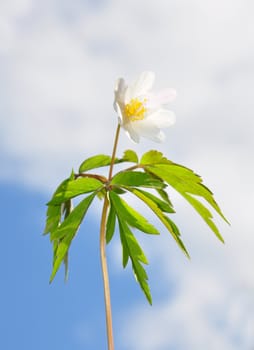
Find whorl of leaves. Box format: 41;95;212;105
44;149;229;304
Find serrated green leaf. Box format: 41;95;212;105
131;257;151;303
163;216;181;236
106;205;116;244
44;178;70;234
156;188;173;207
61;199;73;281
135;189;175;214
49;193;96;282
62;199;73;219
111;171;165;189
148;164;217;211
146;163;229;232
122;149;139;163
69;169;75;181
109;191;159;235
50;193;95;241
79;154;117;173
119;224;129;268
63;253;69;282
44;204;62;235
110;191;153;303
48;177;103;205
183;193;224;242
117;218;152;304
112;187;126;195
118;220;148;264
50;237;71;283
128;188;190;258
52;239;58;266
140;150;172;165
79;150;139;174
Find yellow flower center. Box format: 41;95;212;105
124;98;147;121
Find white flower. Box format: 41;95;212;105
114;71;176;143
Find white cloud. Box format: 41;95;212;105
121;266;254;350
1;0;253;190
1;0;254;349
117;145;254;349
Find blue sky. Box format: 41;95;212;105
1;0;254;349
0;182;144;350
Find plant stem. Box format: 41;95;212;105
108;123;121;180
100;196;114;350
100;123;121;350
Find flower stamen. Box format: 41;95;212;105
124;98;147;121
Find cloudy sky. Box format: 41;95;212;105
1;0;254;349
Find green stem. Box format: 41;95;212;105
100;123;121;350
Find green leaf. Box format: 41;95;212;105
156;188;173;207
61;199;73;281
149;164;222;214
79;154;116;173
106;205;116;244
48;177;103;205
109;191;159;235
111;171;165;189
79;150;139;174
110;191;153;303
118;219;148;265
44;178;71;235
135;189;175;214
44;169;77;235
112;187;126;195
128;188;190;258
63;253;69;282
163;215;181;236
49;193;96;282
52;239;58;265
183;193;224;242
131;258;152;304
146;163;229;237
122;149;139;163
44;203;62;235
140;150;172;165
119;221;129;268
50;193;95;241
117;218;152;304
62;199;73;219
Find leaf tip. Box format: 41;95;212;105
148;296;153;305
49;269;57;284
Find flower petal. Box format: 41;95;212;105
125;71;155;102
115;103;123;124
131;119;165;143
114;78;126;111
122;122;140;143
114;72;176;143
146;88;177;109
147;109;176;128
